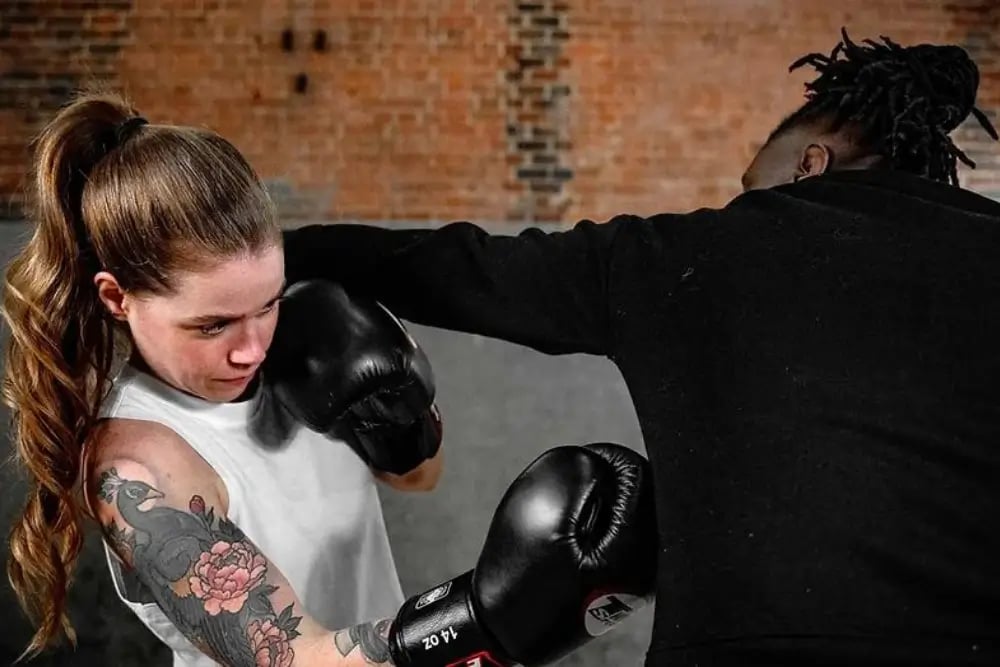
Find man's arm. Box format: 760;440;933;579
282;217;636;357
87;419;398;667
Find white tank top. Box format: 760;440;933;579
96;365;405;666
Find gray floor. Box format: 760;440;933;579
0;221;654;666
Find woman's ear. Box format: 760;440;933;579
93;271;129;321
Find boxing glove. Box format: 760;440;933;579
265;279;441;475
387;442;658;667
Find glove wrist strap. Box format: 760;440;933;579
389;570;513;667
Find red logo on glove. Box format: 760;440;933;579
445;651;505;667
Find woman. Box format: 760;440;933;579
3;91;441;666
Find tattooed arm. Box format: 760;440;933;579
87;418;398;667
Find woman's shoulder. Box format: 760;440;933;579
91;417;197;463
84;417;228;515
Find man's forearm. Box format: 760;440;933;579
282;219;623;357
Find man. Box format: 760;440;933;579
283;31;1000;665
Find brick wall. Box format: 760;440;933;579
948;1;1000;200
1;0;997;223
1;1;133;218
563;0;1000;219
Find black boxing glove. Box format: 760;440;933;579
386;443;658;667
265;279;441;475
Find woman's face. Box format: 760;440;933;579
98;245;285;402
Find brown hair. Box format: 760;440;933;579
2;90;280;658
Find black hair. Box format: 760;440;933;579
772;28;998;185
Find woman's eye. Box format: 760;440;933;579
199;322;227;336
258;299;281;316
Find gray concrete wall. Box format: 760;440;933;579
0;221;654;666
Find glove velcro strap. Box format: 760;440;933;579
389;570;513;667
353;407;442;475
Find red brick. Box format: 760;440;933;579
0;1;997;224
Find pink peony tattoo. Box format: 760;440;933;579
248;618;295;667
100;481;307;667
189;540;267;615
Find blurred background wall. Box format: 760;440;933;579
1;0;998;225
0;1;998;665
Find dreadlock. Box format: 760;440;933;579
774;28;998;186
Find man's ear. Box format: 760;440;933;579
794;143;833;182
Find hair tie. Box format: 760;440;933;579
115;116;148;145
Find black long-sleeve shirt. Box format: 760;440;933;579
283;168;1000;666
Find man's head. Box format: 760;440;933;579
742;29;998;192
